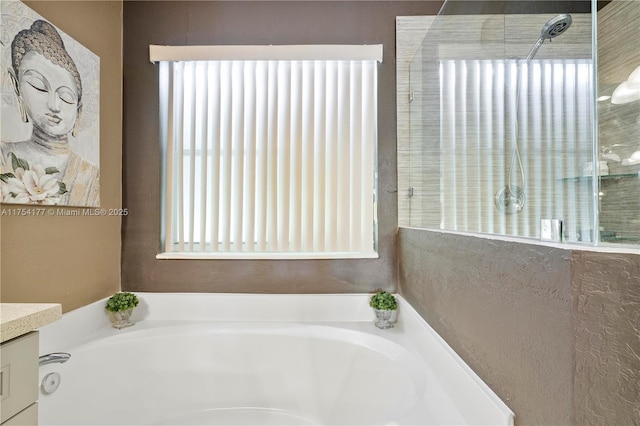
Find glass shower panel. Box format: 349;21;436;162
596;0;640;244
407;10;596;243
408;35;441;229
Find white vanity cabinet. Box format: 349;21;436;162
0;332;39;425
0;303;62;426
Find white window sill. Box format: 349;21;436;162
156;251;379;260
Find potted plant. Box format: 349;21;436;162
369;290;398;329
105;292;139;329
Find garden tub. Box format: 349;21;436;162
38;293;514;425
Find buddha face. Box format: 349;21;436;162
17;51;79;138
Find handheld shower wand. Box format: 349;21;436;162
495;14;573;214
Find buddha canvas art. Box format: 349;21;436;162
0;0;100;207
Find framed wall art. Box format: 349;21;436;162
1;0;100;207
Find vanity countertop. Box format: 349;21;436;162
0;303;62;343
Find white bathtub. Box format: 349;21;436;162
38;294;514;425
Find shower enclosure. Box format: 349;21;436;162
401;0;640;246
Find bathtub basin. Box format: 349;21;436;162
38;293;514;425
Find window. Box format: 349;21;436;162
151;45;382;259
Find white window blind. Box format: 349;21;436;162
152;45;382;259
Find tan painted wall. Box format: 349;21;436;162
0;1;122;313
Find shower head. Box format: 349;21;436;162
525;14;573;61
540;14;572;40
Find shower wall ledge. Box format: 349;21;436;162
399;227;640;256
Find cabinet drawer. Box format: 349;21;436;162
1;332;38;424
2;403;37;426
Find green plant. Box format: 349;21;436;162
369;291;397;311
105;292;139;312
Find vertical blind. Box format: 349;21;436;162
153;45;382;258
438;59;594;242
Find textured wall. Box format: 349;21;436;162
398;229;574;425
573;251;640;425
399;228;640;425
121;1;443;293
1;1;122;312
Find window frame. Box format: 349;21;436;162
152;45;383;260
